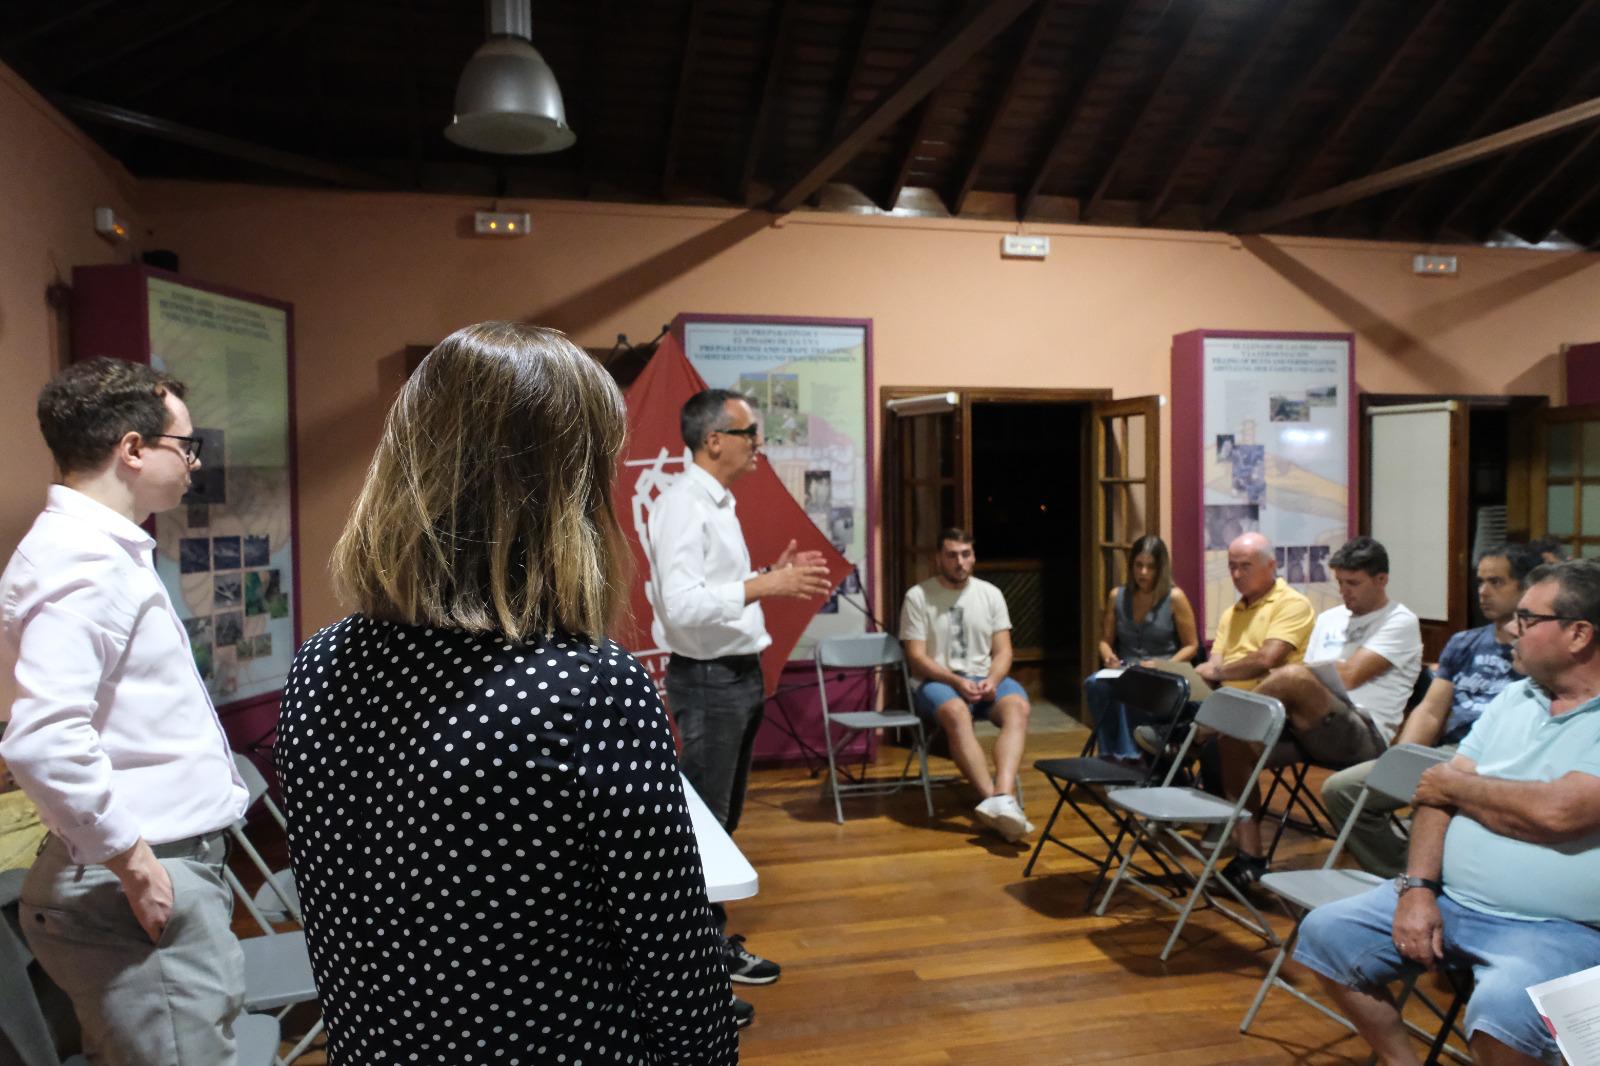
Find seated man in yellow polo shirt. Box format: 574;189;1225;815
1199;533;1316;887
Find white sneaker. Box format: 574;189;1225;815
975;794;1030;842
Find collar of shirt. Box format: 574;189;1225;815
684;462;735;509
1522;678;1600;720
44;484;153;555
1236;577;1289;614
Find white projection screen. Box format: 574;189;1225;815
1368;401;1457;621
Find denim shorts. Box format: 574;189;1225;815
912;674;1028;725
1294;882;1600;1060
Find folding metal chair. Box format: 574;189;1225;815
1094;687;1286;960
225;759;323;1066
816;633;935;823
1240;743;1469;1062
1023;666;1190;903
230;754;301;924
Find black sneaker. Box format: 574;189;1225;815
1218;853;1268;894
731;994;754;1029
726;934;781;985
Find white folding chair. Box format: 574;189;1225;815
1094;687;1286;959
230;754;301;924
816;633;935;823
61;1014;280;1066
1239;743;1469;1063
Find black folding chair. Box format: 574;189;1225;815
1023;666;1190;904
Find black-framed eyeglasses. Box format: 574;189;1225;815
1514;609;1582;630
717;425;762;442
151;433;203;462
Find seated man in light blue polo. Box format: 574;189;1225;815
900;527;1032;842
1293;560;1600;1066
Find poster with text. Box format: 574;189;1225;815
1199;335;1351;634
682;317;870;654
146;277;296;708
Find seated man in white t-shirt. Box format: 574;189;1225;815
900;528;1033;842
1219;535;1423;889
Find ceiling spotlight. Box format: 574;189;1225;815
445;0;575;155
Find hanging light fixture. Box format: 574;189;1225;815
445;0;575;155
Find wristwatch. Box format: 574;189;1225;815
1394;874;1443;896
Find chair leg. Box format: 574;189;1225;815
1094;816;1149;917
1022;787;1069;877
823;722;846;824
1240;922;1301;1033
917;725;935;819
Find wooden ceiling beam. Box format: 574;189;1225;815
1142;0;1292;225
882;97;939;212
1229;94;1600;232
1322;2;1518;233
1432;54;1600;239
738;0;794;204
1017;0;1139;222
829;0;888;139
57;0;243;86
127;0;323;103
949;0;1053;217
54;94;394;188
1203;0;1373;229
1267;0;1449;207
1553;163;1600;242
1480;125;1600;242
770;0;1037;214
1082;0;1208;221
661;0;707;199
1376;0;1598;235
1;0;119;52
576;0;615;198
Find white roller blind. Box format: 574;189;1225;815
1368;402;1456;621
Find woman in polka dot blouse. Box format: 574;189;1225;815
277;322;738;1064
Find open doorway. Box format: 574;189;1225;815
882;387;1161;715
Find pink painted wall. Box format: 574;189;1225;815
4;69;1599;640
0;66;142;556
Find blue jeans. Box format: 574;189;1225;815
1295;882;1600;1060
1084;674;1139;759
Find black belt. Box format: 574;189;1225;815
670;652;762;669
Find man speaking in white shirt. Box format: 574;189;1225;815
646;388;831;1027
1;358;249;1065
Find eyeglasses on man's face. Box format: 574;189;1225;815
151;433;203;462
1513;608;1582;631
717;424;762;444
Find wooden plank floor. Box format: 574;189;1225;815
238;715;1452;1064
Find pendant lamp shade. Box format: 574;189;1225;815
445;4;574;155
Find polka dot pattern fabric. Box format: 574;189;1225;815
277;616;738;1064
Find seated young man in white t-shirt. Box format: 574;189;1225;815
899;528;1033;843
1218;535;1422;889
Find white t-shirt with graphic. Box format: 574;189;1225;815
1305;599;1423;741
899;576;1012;685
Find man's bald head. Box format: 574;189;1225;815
1228;532;1277;601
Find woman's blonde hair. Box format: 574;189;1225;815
332;322;630;642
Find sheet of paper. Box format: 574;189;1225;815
1090;668;1125;681
1305;660;1353;705
1530;963;1600;1065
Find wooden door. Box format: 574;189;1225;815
1532;404;1600;559
1089;397;1161;670
883;393;966;632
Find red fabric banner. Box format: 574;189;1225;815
611;335;850;695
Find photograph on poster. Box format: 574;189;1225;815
183;616;211;644
769;372;799;410
1231;444;1266;504
841;570;861;595
1269;395;1311;422
187;504;209;529
1206;504;1260;550
1216;434;1235;461
1286;545;1309;583
829;506;854;547
1274;546;1287;569
180;537;211;574
1308;385;1338;406
819;590;840;614
192;642;213;683
1309;544;1330;582
214;573;242;609
214;610;243;647
805;470;832;512
212;536;241;570
244;534;270;567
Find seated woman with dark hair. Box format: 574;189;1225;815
277;322;736;1064
1086;535;1199;760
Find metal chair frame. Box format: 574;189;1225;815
816;634;935;823
1094;688;1288;960
1238;743;1470;1064
1023;667;1191;904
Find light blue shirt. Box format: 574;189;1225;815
1440;678;1600;924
